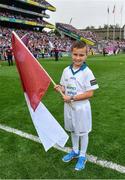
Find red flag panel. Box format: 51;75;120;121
12;32;51;111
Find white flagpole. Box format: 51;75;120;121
107;7;110;40
120;6;123;40
124;26;125;40
113;5;116;41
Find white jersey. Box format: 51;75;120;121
60;63;99;136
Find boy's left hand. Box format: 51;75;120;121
62;95;71;103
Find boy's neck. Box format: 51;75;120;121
73;63;84;69
73;65;80;69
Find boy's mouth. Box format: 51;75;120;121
73;61;83;64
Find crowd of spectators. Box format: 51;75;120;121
0;12;50;25
1;23;125;60
98;39;125;55
56;23;97;43
0;27;73;59
33;0;53;7
1;26;125;60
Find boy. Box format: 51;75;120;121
55;41;99;171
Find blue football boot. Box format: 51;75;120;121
62;150;79;162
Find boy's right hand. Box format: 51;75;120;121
54;85;62;92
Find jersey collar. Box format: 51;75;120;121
69;63;87;75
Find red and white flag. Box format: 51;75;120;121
21;33;29;46
12;31;69;151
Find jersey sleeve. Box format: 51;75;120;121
84;69;99;91
60;70;65;86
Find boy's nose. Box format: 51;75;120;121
76;56;80;60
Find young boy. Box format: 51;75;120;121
55;41;99;171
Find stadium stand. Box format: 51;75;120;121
56;23;97;45
0;0;62;58
0;27;73;59
0;0;125;59
0;0;55;31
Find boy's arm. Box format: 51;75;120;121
62;90;94;103
71;90;94;101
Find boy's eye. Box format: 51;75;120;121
80;54;85;57
73;54;85;56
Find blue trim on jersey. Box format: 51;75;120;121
69;63;87;75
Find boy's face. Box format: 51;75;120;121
72;47;87;67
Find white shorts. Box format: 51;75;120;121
64;100;92;136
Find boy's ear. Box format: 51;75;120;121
86;45;89;55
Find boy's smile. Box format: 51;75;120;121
72;47;87;68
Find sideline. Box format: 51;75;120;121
0;123;125;174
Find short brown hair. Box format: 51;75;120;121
71;41;87;51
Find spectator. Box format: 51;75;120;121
6;46;13;66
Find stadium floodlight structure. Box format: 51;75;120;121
0;0;56;31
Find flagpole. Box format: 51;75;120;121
124;26;125;40
113;5;116;41
69;17;72;25
113;14;115;41
107;7;110;40
120;6;123;40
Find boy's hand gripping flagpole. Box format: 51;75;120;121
12;31;69;151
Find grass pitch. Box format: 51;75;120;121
0;54;125;178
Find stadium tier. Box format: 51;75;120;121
0;0;55;31
0;0;56;12
56;23;97;46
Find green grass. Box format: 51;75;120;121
0;54;125;178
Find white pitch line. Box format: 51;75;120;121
0;123;125;174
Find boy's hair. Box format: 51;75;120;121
71;41;87;52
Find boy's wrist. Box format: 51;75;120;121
70;96;75;102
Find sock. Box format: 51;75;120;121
80;134;89;157
71;132;79;154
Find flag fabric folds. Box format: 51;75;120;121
12;31;69;151
25;93;68;151
49;41;54;50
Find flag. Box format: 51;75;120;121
10;33;29;51
49;41;54;50
12;31;69;151
25;93;69;151
21;33;29;46
107;7;109;14
112;5;115;13
12;31;51;111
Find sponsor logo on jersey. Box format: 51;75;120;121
90;79;97;86
70;77;76;80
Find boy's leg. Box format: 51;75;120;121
75;134;88;170
71;132;79;154
62;132;79;162
80;133;89;157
